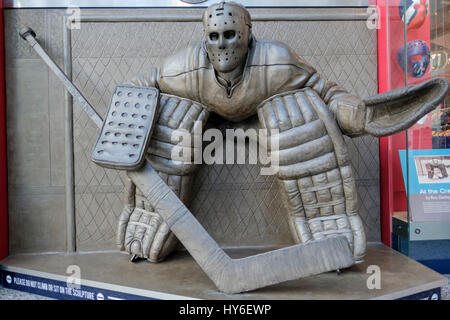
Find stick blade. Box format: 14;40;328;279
219;235;355;294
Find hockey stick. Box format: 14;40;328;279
20;27;354;294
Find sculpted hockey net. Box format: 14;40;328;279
70;18;380;251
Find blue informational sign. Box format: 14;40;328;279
399;149;450;222
398;287;441;300
1;270;155;300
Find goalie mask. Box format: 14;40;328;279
397;39;430;78
202;1;252;73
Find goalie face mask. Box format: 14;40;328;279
203;1;252;74
397;39;430;78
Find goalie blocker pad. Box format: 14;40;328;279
91;85;160;170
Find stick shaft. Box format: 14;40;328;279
22;33;103;128
128;161;354;294
63;24;76;252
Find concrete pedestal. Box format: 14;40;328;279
0;243;447;300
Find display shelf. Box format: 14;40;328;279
0;244;447;300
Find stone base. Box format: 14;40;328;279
0;244;447;300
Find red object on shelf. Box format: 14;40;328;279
0;0;8;260
377;0;431;247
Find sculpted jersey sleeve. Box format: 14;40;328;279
252;39;367;136
304;71;367;137
128;67;161;89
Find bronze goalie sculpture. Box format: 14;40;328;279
21;1;448;294
116;1;447;265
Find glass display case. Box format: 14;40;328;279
379;0;450;273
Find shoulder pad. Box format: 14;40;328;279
160;41;209;78
249;38;316;74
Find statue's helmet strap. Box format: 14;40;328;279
202;1;252;73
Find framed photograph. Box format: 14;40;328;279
399;149;450;222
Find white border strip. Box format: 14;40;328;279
0;265;199;300
4;0;369;8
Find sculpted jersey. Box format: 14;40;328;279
132;37;327;122
131;36;366;135
158;38;315;122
